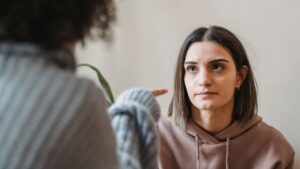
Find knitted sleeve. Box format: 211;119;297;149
108;88;160;169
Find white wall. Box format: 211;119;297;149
76;0;300;168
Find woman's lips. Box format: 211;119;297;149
194;91;217;98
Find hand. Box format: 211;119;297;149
152;88;168;97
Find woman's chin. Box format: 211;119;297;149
195;104;215;110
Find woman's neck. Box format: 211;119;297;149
191;104;233;135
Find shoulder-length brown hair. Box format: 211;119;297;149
169;26;258;130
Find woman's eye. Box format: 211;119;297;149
186;65;198;73
211;63;224;72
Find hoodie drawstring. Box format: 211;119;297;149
226;137;230;169
195;136;230;169
195;135;200;169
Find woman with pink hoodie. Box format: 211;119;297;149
158;26;294;169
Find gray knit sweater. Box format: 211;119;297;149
109;88;160;169
0;43;162;169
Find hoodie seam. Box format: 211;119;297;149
283;151;295;168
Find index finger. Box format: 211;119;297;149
152;89;168;97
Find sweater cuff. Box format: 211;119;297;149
115;88;160;121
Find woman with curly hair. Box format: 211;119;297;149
0;0;162;169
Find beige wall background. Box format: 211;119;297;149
76;0;300;168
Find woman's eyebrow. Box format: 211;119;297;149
184;61;197;65
184;59;229;65
209;59;229;64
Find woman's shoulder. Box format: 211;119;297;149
158;113;176;133
257;121;292;144
157;113;192;142
51;72;108;113
256;120;295;158
157;114;178;138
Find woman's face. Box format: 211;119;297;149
184;41;244;111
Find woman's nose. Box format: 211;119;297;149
196;69;212;86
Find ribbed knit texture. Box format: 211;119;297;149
0;43;119;169
108;88;160;169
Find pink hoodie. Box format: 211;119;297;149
158;114;294;169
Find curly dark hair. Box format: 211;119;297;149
0;0;115;49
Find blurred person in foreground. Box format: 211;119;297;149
0;0;165;169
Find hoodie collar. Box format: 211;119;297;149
186;115;262;143
215;115;262;140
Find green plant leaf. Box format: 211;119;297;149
77;64;115;106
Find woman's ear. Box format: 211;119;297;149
236;65;248;89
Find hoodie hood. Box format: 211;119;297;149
185;116;262;169
185;115;262;143
158;114;294;169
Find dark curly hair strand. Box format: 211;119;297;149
0;0;115;49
